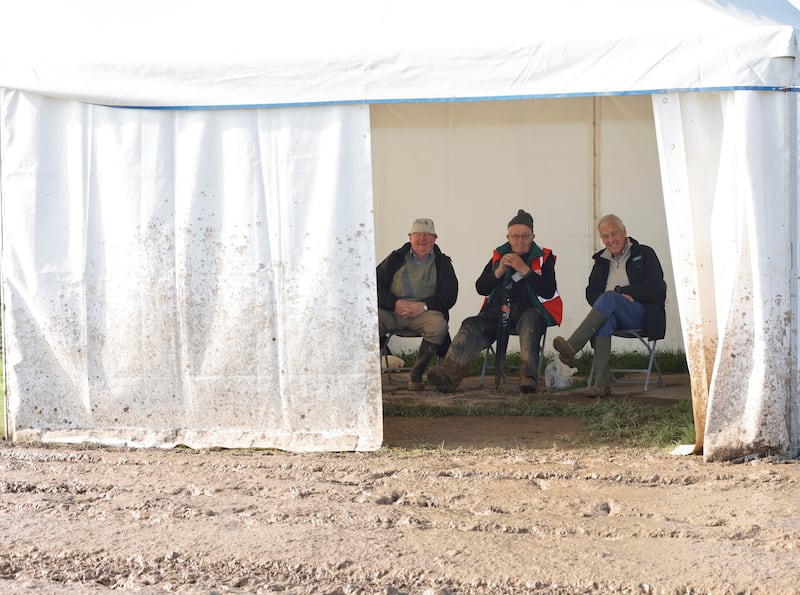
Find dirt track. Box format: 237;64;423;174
1;374;799;594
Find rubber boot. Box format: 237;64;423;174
408;340;437;391
427;359;468;393
552;308;607;365
519;359;537;394
586;335;612;398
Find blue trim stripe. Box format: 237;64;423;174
107;85;798;110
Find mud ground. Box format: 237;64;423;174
1;372;799;594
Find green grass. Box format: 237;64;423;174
383;397;695;449
581;399;695;447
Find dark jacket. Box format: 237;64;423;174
585;237;667;340
376;243;458;319
475;241;561;326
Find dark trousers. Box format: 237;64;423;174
445;305;546;378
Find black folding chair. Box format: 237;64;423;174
479;327;548;388
380;329;434;385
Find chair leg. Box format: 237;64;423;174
479;345;493;387
480;328;547;389
643;342;656;391
538;328;548;380
585;331;666;391
642;339;665;391
381;333;395;384
386;356;394;384
381;332;406;385
654;352;665;387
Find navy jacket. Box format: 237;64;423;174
585;237;667;340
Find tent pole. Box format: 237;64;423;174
591;96;601;246
790;90;800;458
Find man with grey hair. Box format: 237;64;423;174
553;214;666;397
377;218;459;391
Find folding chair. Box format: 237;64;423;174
380;329;436;385
587;328;665;391
479;327;548;388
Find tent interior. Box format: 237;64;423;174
371;96;681;355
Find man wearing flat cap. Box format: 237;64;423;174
376;218;459;391
428;209;562;394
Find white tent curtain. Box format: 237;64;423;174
652;90;797;461
0;90;383;451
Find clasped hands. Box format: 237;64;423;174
394;299;426;318
494;253;531;278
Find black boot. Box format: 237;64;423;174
519;359;538;394
408;340;438;391
427;359;468;393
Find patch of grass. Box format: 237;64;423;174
383;396;696;450
577;399;695;447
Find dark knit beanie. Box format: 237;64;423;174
507;209;534;231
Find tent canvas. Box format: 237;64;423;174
1;0;799;459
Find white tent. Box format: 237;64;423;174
1;0;799;460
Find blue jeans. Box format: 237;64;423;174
592;291;645;336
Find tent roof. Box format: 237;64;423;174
1;0;799;108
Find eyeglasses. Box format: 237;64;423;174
508;234;532;241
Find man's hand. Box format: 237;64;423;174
495;253;531;278
395;299;426;318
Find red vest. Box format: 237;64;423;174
528;248;563;326
485;247;563;326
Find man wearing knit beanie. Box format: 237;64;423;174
428;209;562;394
507;209;534;230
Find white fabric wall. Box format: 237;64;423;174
1;1;795;108
0;91;382;451
653;91;797;460
371;96;680;357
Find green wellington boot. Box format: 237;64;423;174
586;335;612;398
552;308;607;365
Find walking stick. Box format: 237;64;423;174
494;270;513;389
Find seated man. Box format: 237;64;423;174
553;213;667;397
376;218;458;391
427;209;562;394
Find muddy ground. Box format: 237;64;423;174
1;372;799;594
